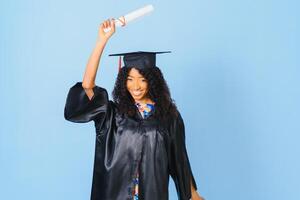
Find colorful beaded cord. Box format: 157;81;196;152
132;102;154;200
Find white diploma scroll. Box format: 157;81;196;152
104;4;154;32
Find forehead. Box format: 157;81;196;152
128;68;144;77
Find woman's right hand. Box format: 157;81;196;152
98;18;115;42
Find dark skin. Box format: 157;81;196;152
127;68;203;200
82;19;204;200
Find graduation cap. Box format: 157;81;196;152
109;51;171;71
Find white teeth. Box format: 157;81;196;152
132;91;142;96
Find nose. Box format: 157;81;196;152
133;81;141;90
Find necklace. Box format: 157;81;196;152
135;102;155;118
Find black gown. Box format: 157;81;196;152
64;82;198;200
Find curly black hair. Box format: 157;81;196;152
112;66;178;121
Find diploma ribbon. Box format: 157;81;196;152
118;56;122;72
116;16;126;27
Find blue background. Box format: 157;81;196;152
1;0;299;199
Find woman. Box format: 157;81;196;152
64;19;204;200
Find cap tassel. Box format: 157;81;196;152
118;56;122;72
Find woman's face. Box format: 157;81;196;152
126;68;149;103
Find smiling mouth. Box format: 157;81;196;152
132;91;143;96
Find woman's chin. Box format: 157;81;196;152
132;94;146;102
133;96;142;101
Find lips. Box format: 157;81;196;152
132;91;142;96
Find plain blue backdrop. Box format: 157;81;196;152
1;0;299;199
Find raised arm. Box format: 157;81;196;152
82;19;115;100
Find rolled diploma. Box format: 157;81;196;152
104;4;154;32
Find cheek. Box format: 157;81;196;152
126;81;131;90
142;82;148;91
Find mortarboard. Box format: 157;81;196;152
109;51;171;71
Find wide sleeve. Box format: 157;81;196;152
64;82;109;123
169;112;198;200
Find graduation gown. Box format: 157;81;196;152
64;82;197;200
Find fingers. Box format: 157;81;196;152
110;18;115;32
98;18;115;40
101;18;115;30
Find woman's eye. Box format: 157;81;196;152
141;79;146;82
127;78;132;81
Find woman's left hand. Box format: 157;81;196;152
191;190;205;200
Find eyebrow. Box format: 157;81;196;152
128;75;145;78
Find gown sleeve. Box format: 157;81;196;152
64;82;109;123
169;112;198;200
